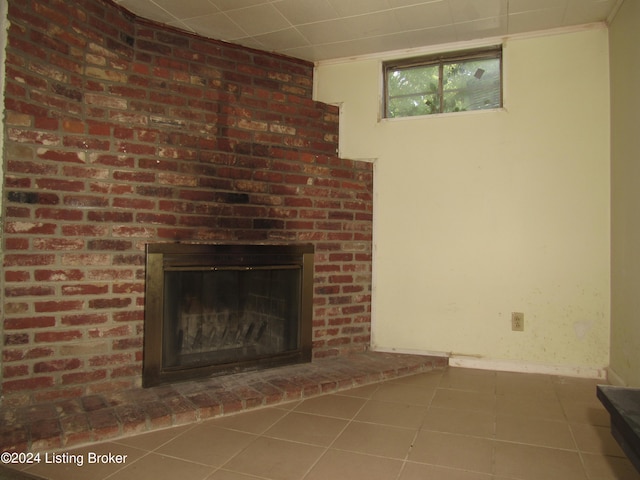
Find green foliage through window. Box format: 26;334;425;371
384;47;502;118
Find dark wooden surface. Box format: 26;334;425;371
597;385;640;473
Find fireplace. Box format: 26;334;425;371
143;243;314;387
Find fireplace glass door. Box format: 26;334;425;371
163;267;301;370
143;244;313;387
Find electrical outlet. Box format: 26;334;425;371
511;312;524;331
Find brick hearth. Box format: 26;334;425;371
0;352;447;453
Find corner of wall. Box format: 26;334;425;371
606;367;627;386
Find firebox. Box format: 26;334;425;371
143;243;314;387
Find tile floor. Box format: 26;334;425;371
7;367;640;480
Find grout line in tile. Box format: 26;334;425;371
112;423;199;454
100;450;159;480
549;370;594;480
299;385;376;479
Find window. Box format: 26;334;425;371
384;46;502;118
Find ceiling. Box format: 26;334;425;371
115;0;621;63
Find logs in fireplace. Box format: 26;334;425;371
143;243;314;387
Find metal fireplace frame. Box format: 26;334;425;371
143;243;314;387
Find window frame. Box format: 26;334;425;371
383;45;503;119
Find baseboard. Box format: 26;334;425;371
449;355;608;380
371;346;608;380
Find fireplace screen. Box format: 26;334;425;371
143;244;313;387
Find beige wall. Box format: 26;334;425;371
315;27;611;376
610;0;640;387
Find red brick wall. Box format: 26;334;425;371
1;0;373;406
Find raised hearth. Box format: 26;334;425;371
0;352;448;453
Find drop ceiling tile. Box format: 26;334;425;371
277;44;326;62
211;0;272;11
289;24;457;62
369;25;457;52
117;0;177;23
393;1;454;30
340;10;403;39
297;10;401;45
449;0;507;23
387;0;445;8
454;15;507;41
253;27;310;50
325;0;392;17
273;0;338;25
224;4;291;36
181;12;248;40
508;8;565;35
304;37;385;60
564;0;618;24
508;0;566;14
153;0;219;19
296;19;354;45
401;24;458;49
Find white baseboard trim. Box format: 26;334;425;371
370;346;608;380
449;355;608;380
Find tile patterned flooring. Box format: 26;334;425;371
5;367;640;480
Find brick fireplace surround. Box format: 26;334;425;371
0;0;447;452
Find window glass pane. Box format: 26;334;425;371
442;58;501;113
384;47;502;118
386;64;439;117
